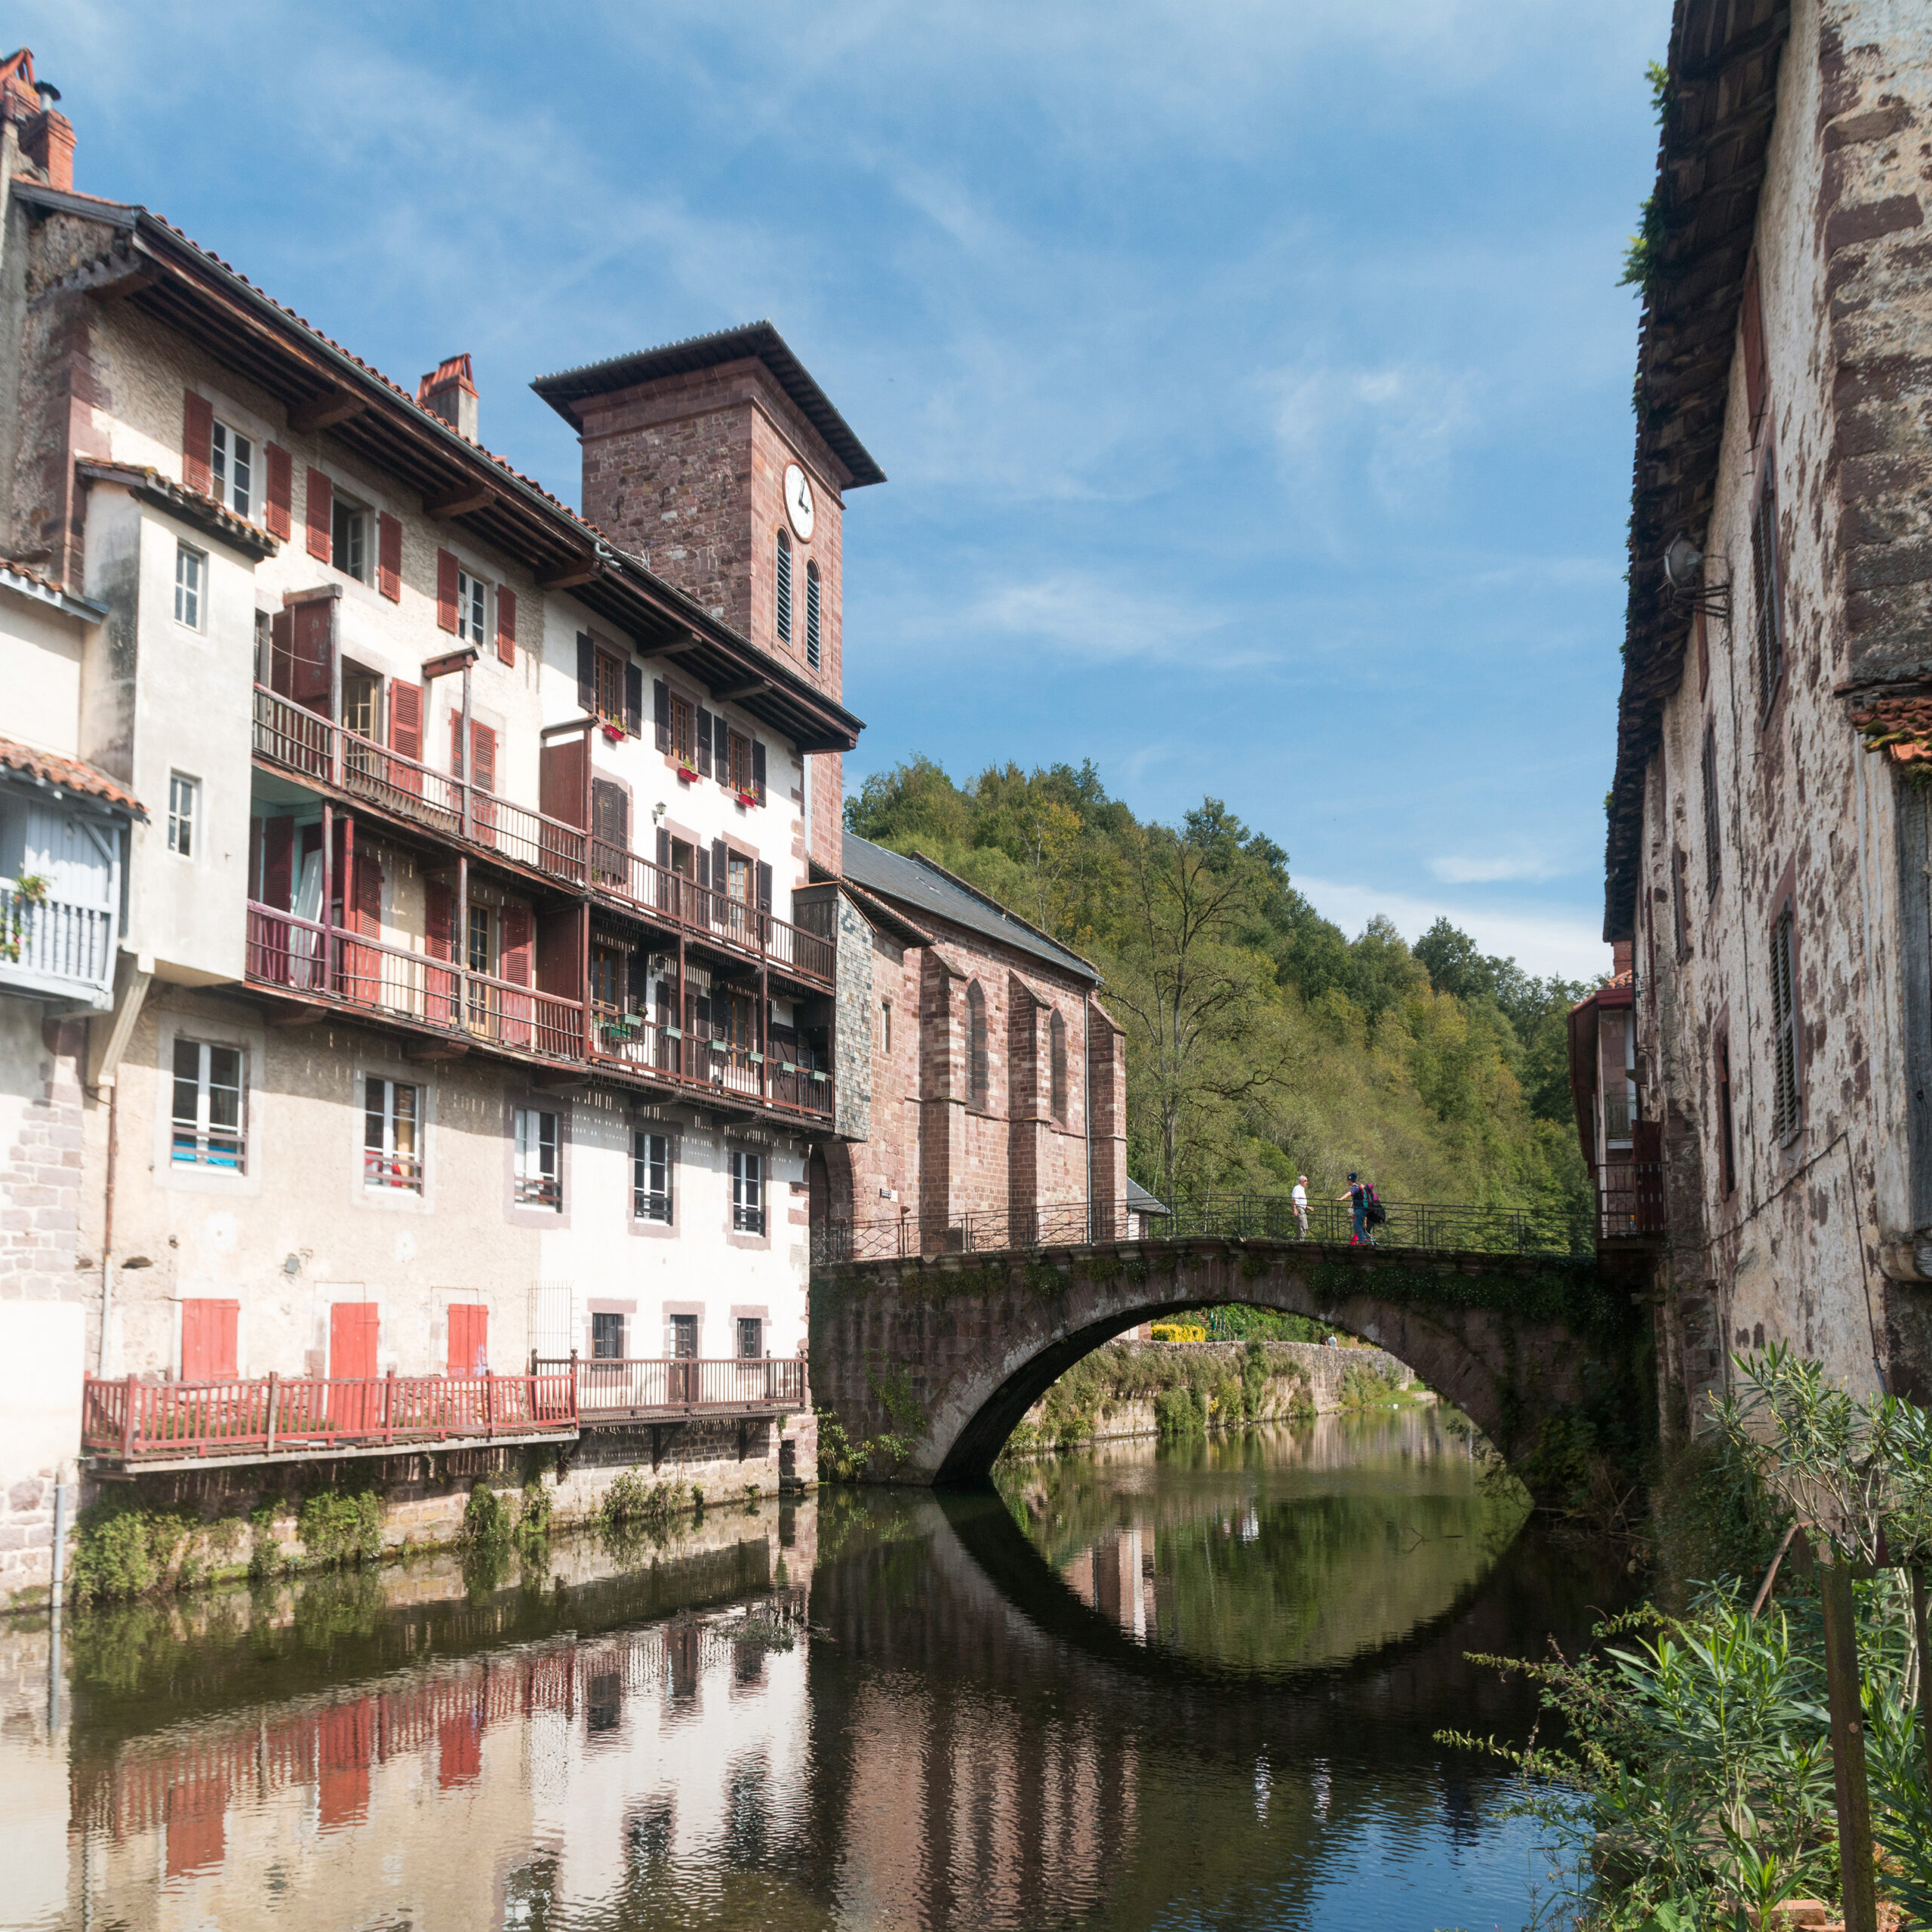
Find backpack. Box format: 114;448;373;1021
1364;1183;1387;1227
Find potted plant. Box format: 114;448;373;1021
676;761;700;784
601;721;625;744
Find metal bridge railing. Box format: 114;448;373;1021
811;1192;1598;1266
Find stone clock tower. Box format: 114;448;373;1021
532;323;884;872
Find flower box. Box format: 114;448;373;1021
675;764;699;784
734;789;758;809
707;1038;728;1056
601;721;626;743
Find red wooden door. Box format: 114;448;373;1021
180;1299;238;1382
330;1303;380;1432
448;1304;488;1378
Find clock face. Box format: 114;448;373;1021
783;463;815;542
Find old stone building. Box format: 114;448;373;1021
1585;0;1932;1436
812;832;1128;1252
0;50;884;1601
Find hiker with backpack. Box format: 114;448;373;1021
1336;1171;1383;1246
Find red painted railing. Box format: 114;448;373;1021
537;1356;805;1420
82;1370;578;1463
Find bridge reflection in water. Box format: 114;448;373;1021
2;1414;1631;1932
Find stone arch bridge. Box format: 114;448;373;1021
808;1223;1642;1483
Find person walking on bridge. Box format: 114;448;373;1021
1337;1172;1371;1246
1291;1175;1309;1239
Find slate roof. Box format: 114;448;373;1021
839;832;1098;982
1127;1177;1170;1217
0;736;146;817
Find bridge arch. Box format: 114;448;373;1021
809;1236;1626;1483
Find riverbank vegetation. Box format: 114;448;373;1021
1447;1351;1932;1927
846;757;1592;1217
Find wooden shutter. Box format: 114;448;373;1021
654;678;671;752
657;827;671;869
264;444;293;540
451;712;465;778
180;1298;239;1381
291;598;334;709
1702;722;1721;898
389;680;423;761
331;816;354;928
711;840;728;897
436;549;459;632
269;609;294;696
1740;254;1768;438
448;1304;488;1377
697;847;710;892
757;861;772;912
497;586;516;666
500;904;532;986
425;878;453;958
306;468;332;561
577;634;597;711
263;818;294;909
624;662;643;737
353;848;383;935
470;721;496;794
592;779;629;848
696;707;713;778
183;393;214;495
329;1302;380;1380
536;903;584;995
377;512;402;601
540;738;588;827
752;740;766;806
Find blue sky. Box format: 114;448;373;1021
35;1;1669;980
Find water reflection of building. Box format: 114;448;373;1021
1061;1524;1152;1640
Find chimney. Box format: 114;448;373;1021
417;355;478;442
0;52;71;192
1611;940;1633;980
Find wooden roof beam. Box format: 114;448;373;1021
288;389;368;433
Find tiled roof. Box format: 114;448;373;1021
76;461;279;560
839;833;1098;982
0;558;105;618
1847;692;1932;769
0;737;145;817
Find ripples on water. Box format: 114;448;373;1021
0;1407;1629;1930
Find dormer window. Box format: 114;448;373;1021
776;528;792;645
211;422;253;518
805;561;821;669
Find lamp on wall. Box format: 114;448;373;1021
1662;533;1731;622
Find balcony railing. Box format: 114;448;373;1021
248;905;583;1061
589;1005;833;1120
1597;1161;1667;1241
535;1355;806;1420
589;838;835;986
0;879;115;997
82;1368;578;1464
254;687;589;888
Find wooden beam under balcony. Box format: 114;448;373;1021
539;555;601;590
423;481;498;519
288;389;367;432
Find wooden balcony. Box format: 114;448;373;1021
0;878;118;1005
589;1004;833;1121
537;1355;806;1424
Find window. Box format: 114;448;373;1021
671;1313;698;1360
456;568;487;648
174;542;205;628
168;773;198;857
514;1107;561;1209
171;1038;245;1171
1050;1009;1068;1121
594;648;625;728
671;694;696;768
1702;720;1721;899
737;1317;763;1360
342;669;379;740
966;981;989;1109
731;1150;764;1234
1715;1034;1737;1198
633;1130;672;1223
211;420;253;518
1750;469;1782;715
728;730;753;795
332;496;368;583
592;1311;626;1360
775;529;792;644
1770;903;1800;1142
804;561;821;669
363;1078;422;1191
590;943;624;1013
468;904;494;976
877;999;891;1056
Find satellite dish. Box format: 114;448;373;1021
1663;534;1704;592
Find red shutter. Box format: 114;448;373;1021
354;848;383;935
389;680;423;761
437;549;459;632
425;878;453;958
265;445;293;540
182;393;214;496
180;1298;238;1380
470;721;496;795
497;587;516;666
448;1303;488;1377
263;819;294;909
291;599;334;710
306;469;333;561
330;1302;380;1380
540;739;588;827
377;512;401;601
500;904;532;986
268;609;294;696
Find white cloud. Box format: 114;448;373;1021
1295;875;1608;983
1427;850;1571;885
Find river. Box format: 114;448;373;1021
0;1408;1630;1930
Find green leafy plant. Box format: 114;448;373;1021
295;1490;383;1567
1;870;48;964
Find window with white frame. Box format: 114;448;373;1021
365;1078;423;1192
211;420;253;518
174;542;205;629
514;1106;561;1209
168;774;198;857
457;567;487;648
633;1130;672;1223
731;1149;764;1234
171;1038;245;1171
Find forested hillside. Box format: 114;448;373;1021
844;757;1595;1222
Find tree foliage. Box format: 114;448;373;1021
846;757;1592;1217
